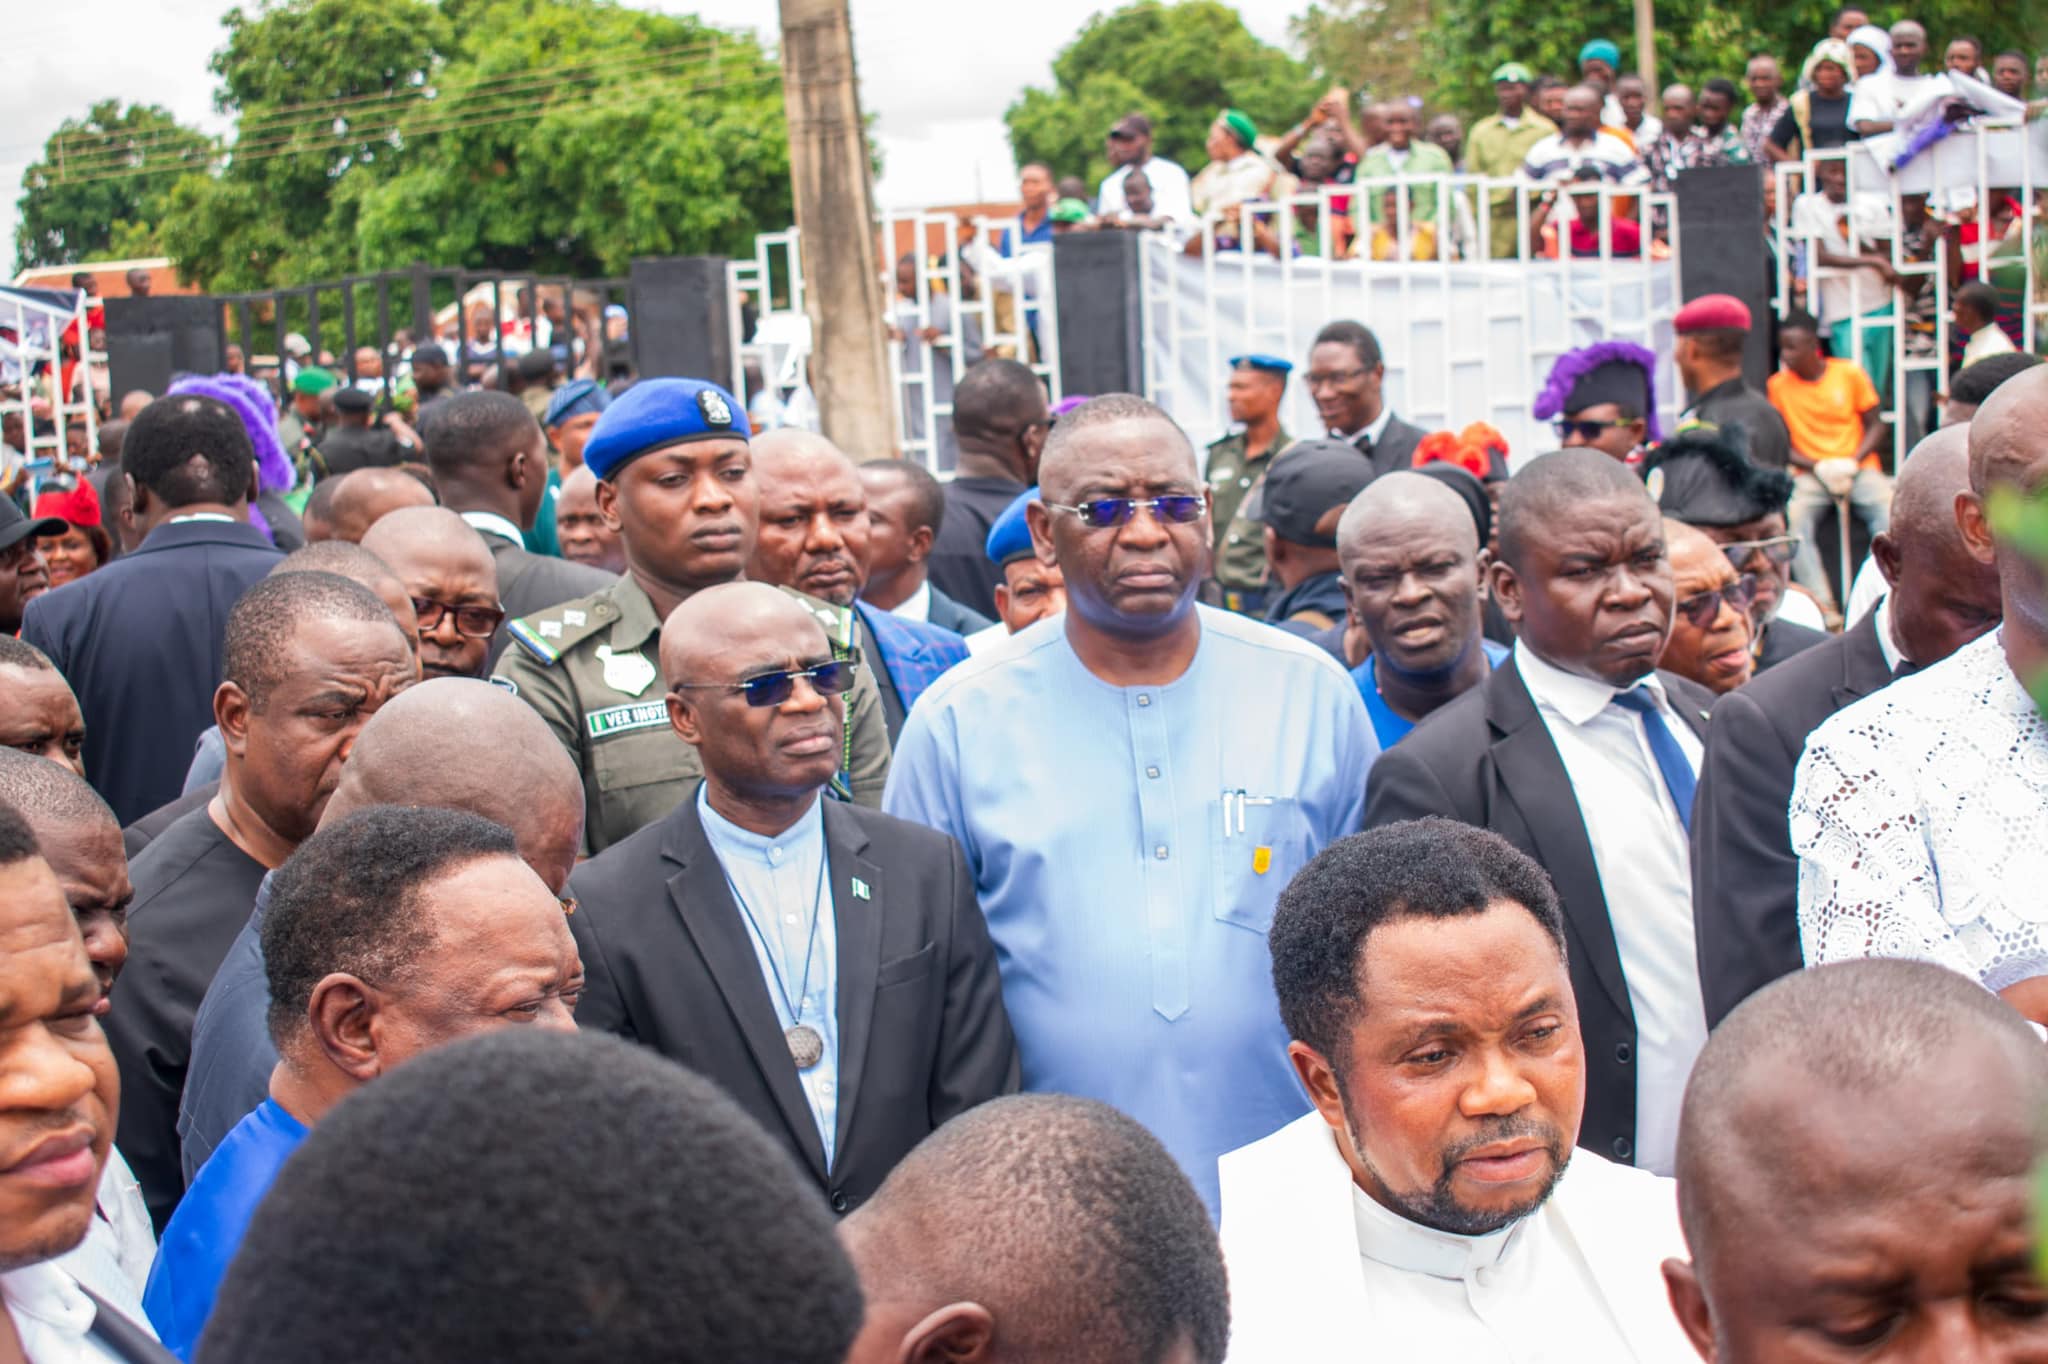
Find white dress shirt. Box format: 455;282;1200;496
1513;642;1708;1175
2;1263;132;1363
1095;156;1194;223
1329;404;1396;450
697;787;841;1168
53;1152;154;1308
888;579;932;624
1793;628;2048;992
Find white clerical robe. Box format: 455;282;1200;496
1218;1112;1693;1362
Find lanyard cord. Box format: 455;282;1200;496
719;845;831;1027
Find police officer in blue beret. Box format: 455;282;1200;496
961;486;1068;655
1205;354;1292;614
491;379;893;853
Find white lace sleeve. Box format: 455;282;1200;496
1789;716;1978;978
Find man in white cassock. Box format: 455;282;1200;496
1219;817;1695;1362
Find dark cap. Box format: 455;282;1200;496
409;343;450;367
1641;423;1794;527
1108;113;1153;140
1245;439;1376;547
516;350;558;380
331;386;374;415
0;497;66;554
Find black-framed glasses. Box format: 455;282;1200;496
1676;573;1759;629
1552;417;1637;442
673;653;863;709
1304;368;1372;390
1719;535;1801;568
410;597;507;639
1045;495;1205;530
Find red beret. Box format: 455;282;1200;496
32;479;102;531
1674;294;1752;334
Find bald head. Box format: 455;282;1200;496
0;748;117;840
842;1095;1229;1364
1035;395;1196;503
359;506;497;583
326;467;436;543
320;679;582;893
659;581;825;686
1968;363;2048;496
1337;471;1478;563
752;427;856;476
1890;426;1973;544
1496;447;1654;570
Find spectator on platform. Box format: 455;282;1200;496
1850;22;1940;135
1739;56;1786;163
1531;167;1644;258
1956;280;2018;365
1767;311;1890;613
1520;84;1647;187
1643;84;1695;190
1768;40;1858;159
1613;73;1663;149
1097;112;1193;225
891;254;982;470
1828;5;1868;41
1989;50;2029;100
125;267;152;298
1668;79;1753;180
1468;63;1557;257
1358;101;1453;233
1005;163;1055;247
1943;35;1983;79
1427;113;1463;167
1791;156;1898;396
1532;75;1569;125
1846;24;1891;81
1579;38;1625;123
1189;109;1275;250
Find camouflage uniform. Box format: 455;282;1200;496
1206;425;1288;613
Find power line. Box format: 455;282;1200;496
41;71;784;187
44;40;767;176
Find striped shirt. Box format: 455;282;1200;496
1520;130;1648;186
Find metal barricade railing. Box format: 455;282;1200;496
1773;120;2041;464
0;285;98;491
730;213;1061;476
1141;173;1683;459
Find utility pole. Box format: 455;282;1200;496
1634;0;1658;105
778;0;898;459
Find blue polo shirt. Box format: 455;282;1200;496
1353;639;1510;748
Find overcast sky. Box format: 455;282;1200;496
3;0;1303;277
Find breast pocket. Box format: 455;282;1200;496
1210;795;1316;935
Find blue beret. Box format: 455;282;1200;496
984;488;1042;566
1229;353;1293;375
582;378;751;482
543;378;609;429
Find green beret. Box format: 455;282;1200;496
1219;108;1258;150
290;368;337;396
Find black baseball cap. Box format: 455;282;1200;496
331;386;375;415
0;497;65;554
1108;113;1153;140
1244;439;1376;547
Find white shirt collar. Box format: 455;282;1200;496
890;579;933;624
1874;593;1904;672
1352;1181;1526;1280
2;1262;101;1353
167;512;237;525
1514;639;1664;726
1332;406;1396;447
697;784;824;866
459;509;525;545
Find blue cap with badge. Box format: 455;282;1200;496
581;378;751;482
1228;354;1293;375
984;487;1042;566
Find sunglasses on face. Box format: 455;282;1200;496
1551;418;1637;442
673;653;863;708
1676;573;1759;629
1045;495;1205;530
410;597;507;639
1718;535;1801;568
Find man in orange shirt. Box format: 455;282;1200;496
1765;310;1891;613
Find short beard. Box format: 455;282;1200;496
1338;1077;1570;1236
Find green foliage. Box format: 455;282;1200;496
1004;0;1320;189
1292;0;1434;103
12;102;213;270
1417;0;2039;119
47;0;793;291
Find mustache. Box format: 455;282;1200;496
1438;1115;1568;1172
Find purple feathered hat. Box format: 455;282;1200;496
1532;341;1661;443
167;372;295;496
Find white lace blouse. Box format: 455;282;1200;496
1792;629;2048;991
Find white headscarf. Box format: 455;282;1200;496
1846;24;1894;81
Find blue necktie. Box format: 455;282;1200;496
1610;687;1697;833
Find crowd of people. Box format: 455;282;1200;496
1;264;2047;1358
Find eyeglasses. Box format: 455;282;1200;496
1676;573;1759;629
1718;535;1801;568
1045;495;1205;530
673;653;863;708
1551;418;1638;442
1305;368;1372;390
410;597;507;639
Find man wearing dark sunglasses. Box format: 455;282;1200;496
568;582;1015;1214
1533;342;1659;467
1656;520;1756;695
493;379;892;855
885;394;1376;1217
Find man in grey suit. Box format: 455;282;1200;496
568;582;1016;1214
420;390;612;665
1307;319;1427;476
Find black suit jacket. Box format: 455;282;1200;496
1363;657;1713;1166
473;527;616;667
1755;616;1828;673
568;795;1018;1213
21;519;281;824
1692;611;1892;1026
1352;414;1428;477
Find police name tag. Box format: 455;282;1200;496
585;702;670;739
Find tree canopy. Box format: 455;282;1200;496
16;0;791;289
1005;1;1318;192
13;102;213;270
